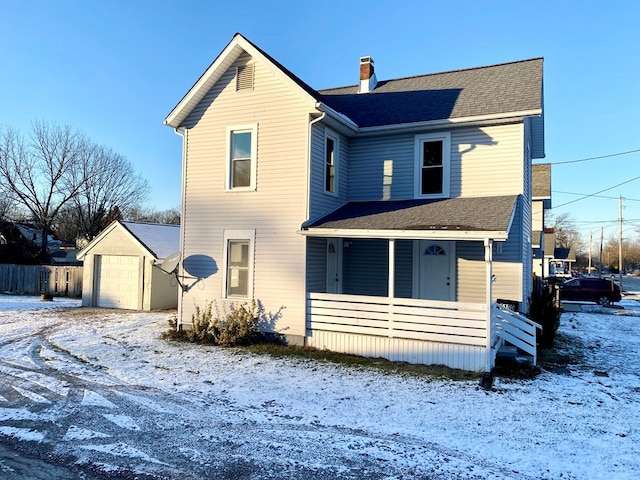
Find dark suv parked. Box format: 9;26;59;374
559;277;622;306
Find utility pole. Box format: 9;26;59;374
599;227;604;278
619;195;624;287
587;232;593;275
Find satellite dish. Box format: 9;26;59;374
157;251;181;274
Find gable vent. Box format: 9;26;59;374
236;64;254;91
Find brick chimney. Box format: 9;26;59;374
359;56;377;93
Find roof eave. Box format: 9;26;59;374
355;109;543;136
316;102;359;133
299;228;509;241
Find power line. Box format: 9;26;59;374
546;148;640;165
552;175;640;209
553;190;640;202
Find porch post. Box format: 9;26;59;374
484;238;494;372
388;238;395;337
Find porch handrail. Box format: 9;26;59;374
491;304;541;364
307;292;487;347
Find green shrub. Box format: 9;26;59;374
163;300;263;347
528;283;561;349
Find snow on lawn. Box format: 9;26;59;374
0;294;639;479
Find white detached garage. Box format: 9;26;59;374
77;221;180;310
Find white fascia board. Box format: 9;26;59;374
76;221;157;261
298;228;508;241
76;220;121;260
355;109;543;136
164;34;318;129
316;102;359;133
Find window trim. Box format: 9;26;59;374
414;131;451;199
222;229;255;299
226;123;258;191
323;129;339;196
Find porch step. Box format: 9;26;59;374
496;345;534;365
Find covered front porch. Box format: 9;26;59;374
301;196;539;372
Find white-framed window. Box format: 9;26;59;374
414;131;451;198
226;124;258;191
222;229;255;299
324;130;339;195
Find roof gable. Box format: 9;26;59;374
164;33;321;128
77;221;180;261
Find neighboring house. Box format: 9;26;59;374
0;221;61;264
550;245;576;279
77;221;180;310
164;33;544;372
532;164;552;278
542;229;576;280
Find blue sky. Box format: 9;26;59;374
1;1;639;245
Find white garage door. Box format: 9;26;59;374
95;255;140;309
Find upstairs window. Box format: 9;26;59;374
324;131;339;194
414;132;451;198
226;124;258;191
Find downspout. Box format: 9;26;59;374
305;112;326;222
302;112;325;344
173;127;187;328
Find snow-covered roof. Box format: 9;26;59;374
121;221;180;259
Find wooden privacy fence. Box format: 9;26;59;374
0;264;83;297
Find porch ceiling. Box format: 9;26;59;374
301;195;517;240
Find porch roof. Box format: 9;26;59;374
301;195;518;241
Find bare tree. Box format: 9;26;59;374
70;145;150;241
549;212;585;255
0;120;152;258
0;121;89;258
125;205;181;225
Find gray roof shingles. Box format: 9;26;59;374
318;58;543;128
305;195;518;233
532;163;551;198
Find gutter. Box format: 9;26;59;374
315;102;358;132
356;109;543;136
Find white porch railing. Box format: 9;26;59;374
307;292;488;347
492;304;542;364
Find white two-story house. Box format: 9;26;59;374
164;33;545;372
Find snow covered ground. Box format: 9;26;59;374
0;294;639;479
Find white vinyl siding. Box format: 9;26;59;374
343;239;389;296
307;331;485;371
455;237;525;306
180;52;315;337
306;237;326;293
451;124;525;197
308;123;348;221
348;123;525;201
349;133;414;201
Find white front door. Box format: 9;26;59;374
417;240;454;301
326;238;342;294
